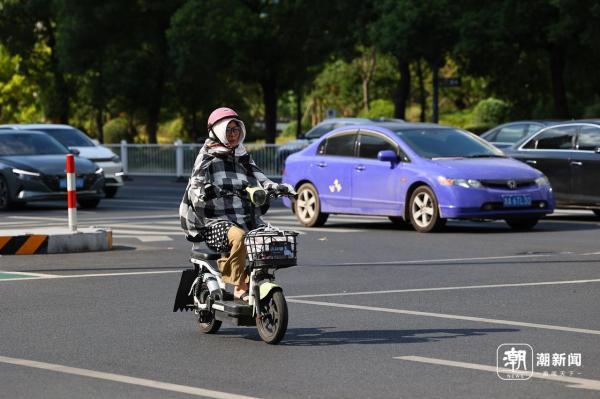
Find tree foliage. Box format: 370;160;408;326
1;0;600;142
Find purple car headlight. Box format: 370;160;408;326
438;176;483;189
535;176;550;187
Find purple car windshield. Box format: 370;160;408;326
395;128;505;159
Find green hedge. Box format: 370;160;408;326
103;117;130;144
473;98;510;125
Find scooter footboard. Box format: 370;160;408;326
173;268;198;312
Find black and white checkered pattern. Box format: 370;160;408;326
179;142;277;242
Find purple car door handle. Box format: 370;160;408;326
355;165;365;171
570;161;583;166
525;160;537;165
316;162;327;168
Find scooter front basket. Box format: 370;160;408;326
244;227;298;269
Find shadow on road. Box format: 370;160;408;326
321;218;599;234
281;327;519;346
215;327;518;346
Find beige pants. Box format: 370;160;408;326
217;226;247;285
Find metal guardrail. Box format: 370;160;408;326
105;141;284;178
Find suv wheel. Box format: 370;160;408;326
104;186;118;198
0;175;11;211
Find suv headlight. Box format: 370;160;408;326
438;176;483;188
12;168;41;180
535;176;550;187
111;155;121;163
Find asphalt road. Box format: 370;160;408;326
1;176;599;398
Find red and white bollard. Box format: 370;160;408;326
66;154;77;232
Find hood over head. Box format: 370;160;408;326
207;117;247;156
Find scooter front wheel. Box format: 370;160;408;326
256;291;288;344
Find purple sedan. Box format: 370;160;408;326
282;122;554;232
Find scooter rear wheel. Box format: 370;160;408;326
256;291;288;344
198;284;222;334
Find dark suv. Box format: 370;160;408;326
505;122;600;216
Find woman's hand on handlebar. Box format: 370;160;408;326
273;183;297;198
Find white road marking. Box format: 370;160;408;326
322;253;562;266
395;356;600;391
0;271;57;278
0;355;263;399
0;270;180;283
101;205;176;210
110;228;177;236
83;214;177;222
113;234;174;242
264;225;361;233
287;278;600;299
287;299;600;335
101;198;179;204
109;223;183;231
7;216;65;221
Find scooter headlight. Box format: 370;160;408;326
246;186;267;206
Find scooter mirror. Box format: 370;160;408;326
246;186;267;206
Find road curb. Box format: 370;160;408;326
0;228;112;255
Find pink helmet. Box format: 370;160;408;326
207;107;238;129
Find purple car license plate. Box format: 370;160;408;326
503;194;531;208
59;178;84;190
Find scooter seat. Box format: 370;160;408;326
191;248;227;261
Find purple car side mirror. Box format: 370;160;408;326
378;150;400;168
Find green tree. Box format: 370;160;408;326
177;0;347;143
373;0;459;122
455;0;600;118
0;44;42;122
0;0;71;122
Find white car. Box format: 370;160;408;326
0;124;124;198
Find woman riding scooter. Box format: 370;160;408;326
179;107;292;302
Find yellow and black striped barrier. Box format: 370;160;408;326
0;235;49;255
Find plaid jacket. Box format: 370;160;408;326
179;148;277;241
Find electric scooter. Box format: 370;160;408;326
173;186;298;345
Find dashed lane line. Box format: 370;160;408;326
6;214;178;222
112;234;174;242
5;216;65;222
287;278;600;299
0;270;180;283
0;355;263;399
395;356;600;391
309;253;563;266
287;299;600;336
